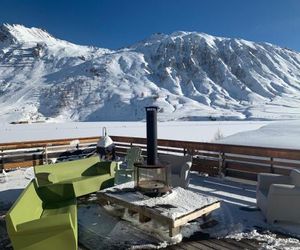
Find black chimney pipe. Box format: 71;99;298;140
145;106;158;165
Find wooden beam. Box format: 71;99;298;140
173;202;221;227
3;159;43;170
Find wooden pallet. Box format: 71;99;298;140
97;188;220;237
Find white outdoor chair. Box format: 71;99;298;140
256;169;300;224
158;153;192;188
114;147;143;185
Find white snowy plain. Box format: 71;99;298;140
0;120;270;143
1;120;300;150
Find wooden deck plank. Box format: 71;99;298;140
187;241;215;250
166;238;261;250
224;238;257;249
168;242;196;250
199;239;229;250
209;239;240;250
180;242;202;250
167;245;185;250
237;239;261;249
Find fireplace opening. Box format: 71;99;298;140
134;163;170;197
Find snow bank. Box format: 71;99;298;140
219;120;300;149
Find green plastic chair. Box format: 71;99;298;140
34;156;116;197
6;180;77;250
114;147;143;185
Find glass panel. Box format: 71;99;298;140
134;164;170;196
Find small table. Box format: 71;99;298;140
97;182;220;237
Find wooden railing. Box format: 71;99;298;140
0;137;99;170
1;136;300;181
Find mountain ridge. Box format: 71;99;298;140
0;24;300;122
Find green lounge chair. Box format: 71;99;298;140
34;156;116;197
6;180;77;250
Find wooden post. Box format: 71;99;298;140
0;156;3;172
187;149;195;156
169;226;180;237
33;154;36;166
270;157;274;173
44;145;48;165
218;152;225;177
0;150;3;172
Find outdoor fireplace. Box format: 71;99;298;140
134;106;170;197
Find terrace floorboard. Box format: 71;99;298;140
166;238;260;250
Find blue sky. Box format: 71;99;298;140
1;0;300;51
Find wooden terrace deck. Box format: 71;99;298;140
1;136;300;249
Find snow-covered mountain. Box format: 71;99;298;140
1;24;300;123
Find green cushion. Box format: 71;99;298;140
42;200;77;230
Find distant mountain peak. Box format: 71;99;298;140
0;23;58;44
